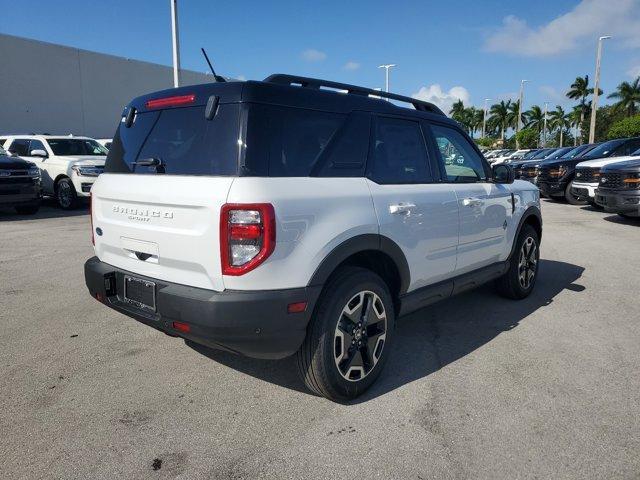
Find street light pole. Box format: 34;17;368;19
482;98;490;139
543;102;548;147
170;0;181;88
516;80;528;148
378;64;396;99
588;35;611;143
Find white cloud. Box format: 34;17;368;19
539;85;568;104
484;0;640;57
301;49;327;62
412;84;470;115
343;61;360;71
628;64;640;79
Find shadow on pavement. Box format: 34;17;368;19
602;214;640;226
187;259;585;402
0;198;88;221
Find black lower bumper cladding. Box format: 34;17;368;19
84;257;322;359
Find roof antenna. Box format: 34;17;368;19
201;48;226;82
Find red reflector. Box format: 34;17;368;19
287;302;307;314
145;94;196;109
172;321;191;333
95;293;104;303
229;224;262;240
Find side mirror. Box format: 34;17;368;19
492;164;515;184
30;149;48;158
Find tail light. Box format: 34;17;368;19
90;192;94;245
220;203;275;276
145;94;195;109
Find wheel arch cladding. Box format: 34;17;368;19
54;174;70;190
510;206;543;260
307;234;410;297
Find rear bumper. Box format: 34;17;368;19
84;257;322;359
594;189;640;215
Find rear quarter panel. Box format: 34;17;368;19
505;180;540;258
224;177;378;290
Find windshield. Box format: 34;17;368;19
559;144;589;159
583;140;623;158
522;150;538;159
0;145;6;156
47;139;108;156
532;149;555;159
547;147;573;159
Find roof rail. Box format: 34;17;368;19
264;74;445;116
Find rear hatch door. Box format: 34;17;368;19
92;88;241;291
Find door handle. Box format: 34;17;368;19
462;197;483;207
389;203;416;215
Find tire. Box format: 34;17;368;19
495;224;540;300
565;182;587;206
14;204;40;215
588;200;603;210
56;178;77;210
296;266;395;402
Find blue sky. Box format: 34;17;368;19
1;0;639;114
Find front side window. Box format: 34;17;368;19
29;140;46;154
367;116;432;184
47;139;108;156
430;124;487;182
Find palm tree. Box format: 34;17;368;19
568;106;583;146
607;77;640;117
472;107;485;137
548;106;571;147
525;105;545;145
567;75;602;144
507;100;525;131
449;100;466;123
488;100;511;141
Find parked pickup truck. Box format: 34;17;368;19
0;144;41;215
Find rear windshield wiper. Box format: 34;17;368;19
133;157;162;167
132;157;165;173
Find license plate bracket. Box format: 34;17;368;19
123;275;156;312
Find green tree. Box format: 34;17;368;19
548;106;571;147
488;100;511;141
524;105;545;145
607;77;640;117
449;100;465;122
593;104;626;142
567;75;601;144
607;115;640;139
514;128;538;149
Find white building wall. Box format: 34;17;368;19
0;33;213;138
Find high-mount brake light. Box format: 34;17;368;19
220;203;275;276
145;94;196;109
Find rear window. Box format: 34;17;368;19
105;104;240;175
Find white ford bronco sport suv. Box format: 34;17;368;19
84;75;542;401
1;135;107;209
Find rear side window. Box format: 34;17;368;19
105;105;239;176
243;105;347;176
367;116;432;184
617;139;640;156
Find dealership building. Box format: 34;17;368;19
0;33;212;139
